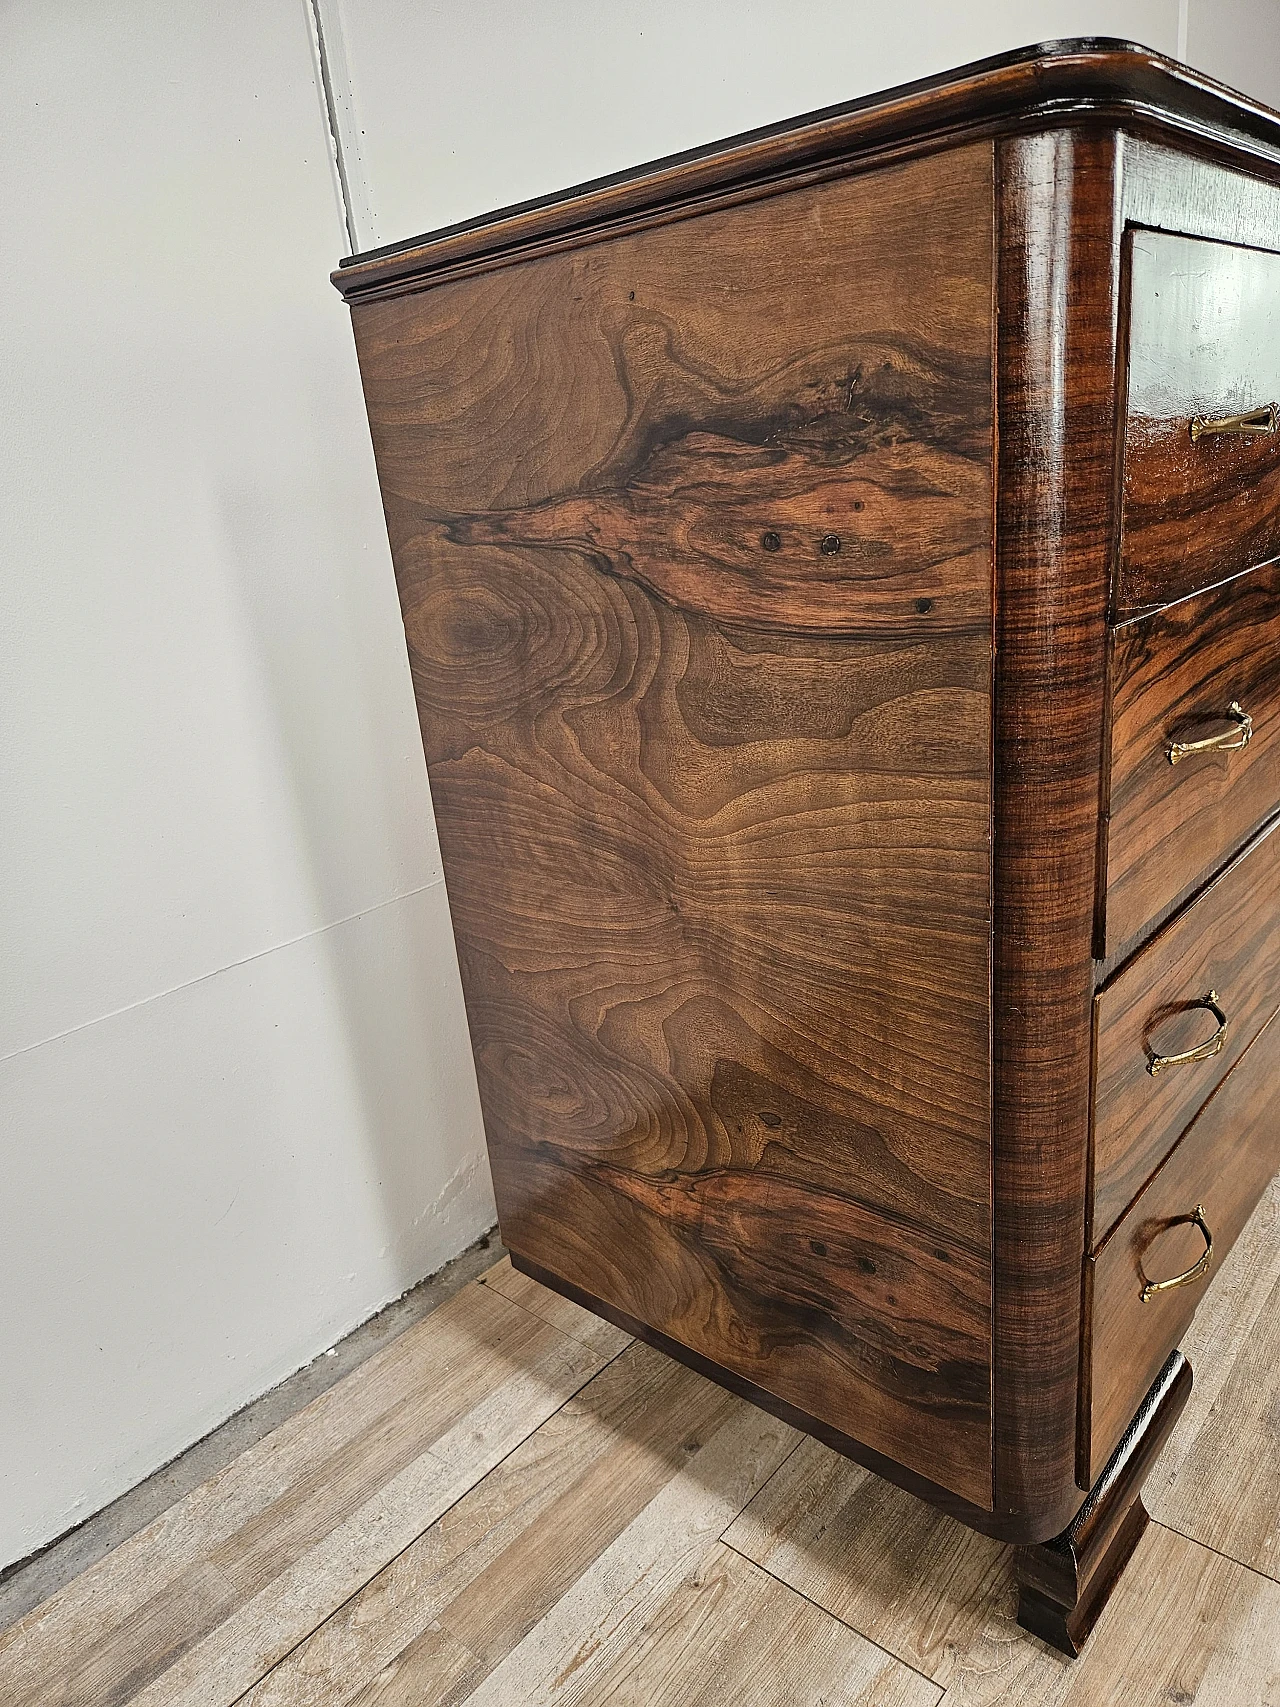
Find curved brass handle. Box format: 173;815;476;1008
1140;1205;1213;1303
1190;402;1278;441
1146;991;1229;1077
1166;702;1253;765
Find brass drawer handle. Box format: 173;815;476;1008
1189;402;1278;441
1166;702;1253;765
1140;1205;1213;1303
1146;990;1229;1077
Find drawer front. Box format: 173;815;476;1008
1105;556;1280;955
1085;1007;1280;1482
1094;819;1280;1242
1120;229;1280;618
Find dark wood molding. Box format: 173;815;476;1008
1017;1349;1192;1656
990;126;1123;1536
332;42;1280;304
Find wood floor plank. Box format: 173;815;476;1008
554;1543;942;1707
443;1399;799;1705
1148;1176;1280;1579
0;1282;611;1707
728;1430;1280;1704
0;1282;535;1687
478;1258;633;1356
242;1343;740;1707
6;1197;1277;1707
352;1624;482;1705
1151;1264;1280;1580
1155;1176;1280;1488
938;1521;1280;1706
724;1437;1007;1686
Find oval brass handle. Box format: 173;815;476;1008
1146;990;1229;1077
1190;402;1278;441
1140;1205;1213;1303
1166;702;1253;765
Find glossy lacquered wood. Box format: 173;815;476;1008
352;146;996;1509
1104;556;1280;956
1119;230;1280;618
1093;817;1280;1243
514;1251;1021;1544
1016;1350;1191;1656
1086;1008;1280;1482
339;42;1280;1600
333;41;1280;306
991;128;1122;1540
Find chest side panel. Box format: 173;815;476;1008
353;144;996;1508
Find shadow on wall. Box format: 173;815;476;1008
210;347;495;1302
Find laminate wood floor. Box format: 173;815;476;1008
3;1181;1278;1706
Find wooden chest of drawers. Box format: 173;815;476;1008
335;39;1280;1653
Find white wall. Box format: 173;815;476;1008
1187;0;1280;111
323;0;1185;254
0;0;493;1570
3;0;1278;1573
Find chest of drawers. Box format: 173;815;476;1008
335;39;1280;1654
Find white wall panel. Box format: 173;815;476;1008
0;0;490;1570
330;0;1181;252
1187;0;1280;110
0;0;439;1059
0;881;492;1566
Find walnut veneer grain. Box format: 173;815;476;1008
1087;1009;1280;1481
1105;558;1280;955
1093;817;1280;1241
336;40;1280;1596
352;145;997;1510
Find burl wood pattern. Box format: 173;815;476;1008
1093;819;1280;1244
1104;556;1280;956
351;148;996;1507
991;129;1123;1537
1120;229;1280;617
1086;1006;1280;1481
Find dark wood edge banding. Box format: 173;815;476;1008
510;1249;1052;1544
992;126;1122;1536
332;43;1280;302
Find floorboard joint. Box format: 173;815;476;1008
475;1265;634;1356
5;1198;1278;1707
221;1334;636;1707
719;1534;947;1691
1149;1514;1280;1586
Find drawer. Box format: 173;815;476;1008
1104;556;1280;955
1119;229;1280;618
1084;1006;1280;1483
1094;817;1280;1241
